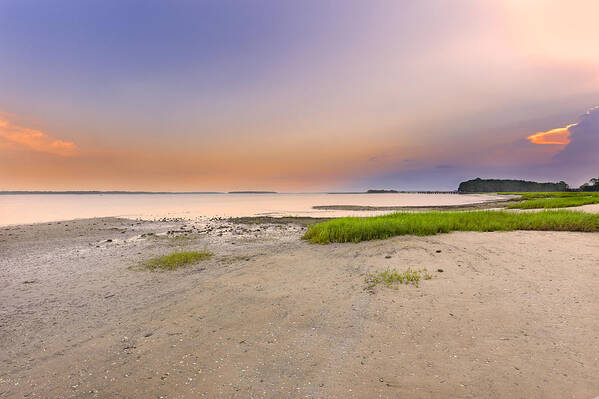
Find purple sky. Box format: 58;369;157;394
0;0;598;191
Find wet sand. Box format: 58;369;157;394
1;217;599;398
311;197;517;212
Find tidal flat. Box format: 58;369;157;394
1;216;599;398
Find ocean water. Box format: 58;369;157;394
0;193;502;226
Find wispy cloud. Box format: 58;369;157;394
0;115;77;156
527;124;576;145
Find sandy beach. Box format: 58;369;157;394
1;216;598;398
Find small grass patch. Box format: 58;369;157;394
303;210;599;243
501;192;599;209
141;251;212;271
365;268;432;289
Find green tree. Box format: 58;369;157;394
581;178;599;192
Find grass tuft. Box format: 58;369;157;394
303;210;599;244
365;268;432;289
141;251;212;271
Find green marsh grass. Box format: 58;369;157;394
502;192;599;209
302;210;599;244
141;251;212;271
365;268;432;289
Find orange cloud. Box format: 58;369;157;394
527;123;576;145
0;115;77;156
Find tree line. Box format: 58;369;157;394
458;177;599;192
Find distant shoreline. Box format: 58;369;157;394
228;191;277;194
327;191;459;194
0;191;223;195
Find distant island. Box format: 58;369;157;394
367;189;399;193
458;178;568;192
458;177;599;192
228;191;277;194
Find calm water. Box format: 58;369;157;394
0;193;502;226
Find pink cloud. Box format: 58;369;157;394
527;124;575;145
0;115;77;156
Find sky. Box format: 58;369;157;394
0;0;598;191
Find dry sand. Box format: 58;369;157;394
1;217;599;398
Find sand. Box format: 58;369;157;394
573;204;599;213
1;217;599;398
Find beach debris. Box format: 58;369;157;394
437;268;444;272
435;249;442;253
